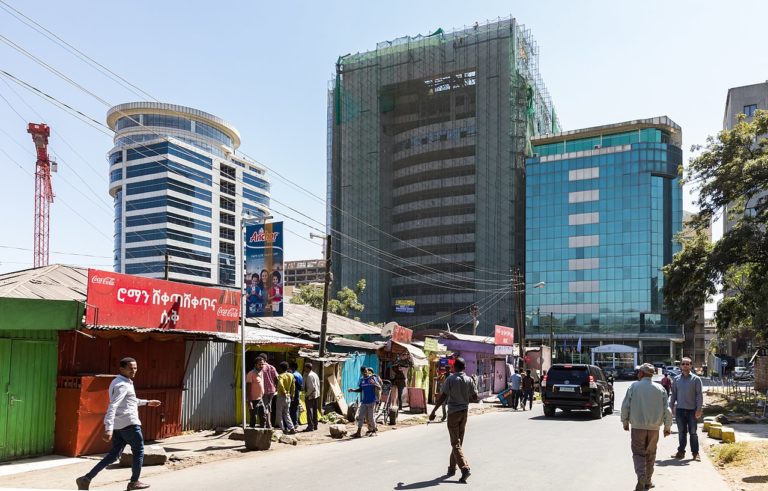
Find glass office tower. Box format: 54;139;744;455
107;102;270;287
525;117;683;363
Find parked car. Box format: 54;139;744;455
663;366;680;377
617;366;638;380
602;366;618;378
542;364;615;419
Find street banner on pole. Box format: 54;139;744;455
85;269;240;333
244;221;284;317
494;324;515;345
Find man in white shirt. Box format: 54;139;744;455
303;363;321;431
76;357;161;491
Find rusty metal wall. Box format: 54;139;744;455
181;341;235;431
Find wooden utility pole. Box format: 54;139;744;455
318;234;332;410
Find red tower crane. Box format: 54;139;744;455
27;123;56;268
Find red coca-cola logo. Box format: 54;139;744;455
91;275;116;286
217;306;240;318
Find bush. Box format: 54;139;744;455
710;442;749;465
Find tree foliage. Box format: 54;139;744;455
664;110;768;343
290;279;366;319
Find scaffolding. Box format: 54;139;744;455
328;17;559;332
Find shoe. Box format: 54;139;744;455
672;451;685;459
646;481;655;489
634;480;645;491
446;468;456;477
76;476;91;490
458;468;471;484
127;482;150;490
303;428;314;432
440;417;446;422
351;431;362;438
693;453;701;462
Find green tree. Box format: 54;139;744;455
664;110;768;343
290;279;366;319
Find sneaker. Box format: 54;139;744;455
446;467;456;477
127;482;150;490
76;476;91;490
458;468;471;484
351;431;362;438
671;451;685;459
693;453;701;462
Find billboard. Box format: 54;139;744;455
494;324;515;346
85;269;240;333
394;298;415;314
244;221;284;317
392;324;413;344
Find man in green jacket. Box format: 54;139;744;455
621;363;673;491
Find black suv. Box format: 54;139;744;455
542;364;614;419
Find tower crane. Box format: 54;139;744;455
27;123;56;268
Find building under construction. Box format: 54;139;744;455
329;18;559;333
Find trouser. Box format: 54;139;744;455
357;402;376;431
306;397;319;430
447;410;469;471
676;408;699;454
441;401;447;419
275;394;294;432
396;385;405;409
262;392;275;428
249;399;265;428
86;425;144;483
522;389;534;409
290;395;300;427
511;389;522;409
631;428;660;484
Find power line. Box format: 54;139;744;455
0;244;110;258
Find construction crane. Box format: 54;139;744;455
27;123;56;268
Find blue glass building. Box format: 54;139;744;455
525;117;683;363
107;102;270;286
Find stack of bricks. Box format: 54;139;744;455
755;355;768;393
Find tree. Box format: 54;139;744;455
664;110;768;343
290;279;366;319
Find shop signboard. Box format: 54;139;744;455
494;345;517;355
394;298;415;314
244;221;284;317
424;337;439;352
494;324;515;346
85;269;240;333
392;324;413;344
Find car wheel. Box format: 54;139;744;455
591;404;602;419
603;397;614;415
543;405;555;417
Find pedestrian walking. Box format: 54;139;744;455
669;356;703;461
660;373;672;396
521;369;535;410
289;361;303;428
259;352;278;428
302;363;320;431
76;357;161;491
246;357;266;428
621;363;673;491
392;364;407;411
429;356;478;484
275;361;296;434
348;366;380;437
509;369;522;410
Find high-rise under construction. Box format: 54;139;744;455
328;18;558;334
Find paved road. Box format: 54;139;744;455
82;380;726;490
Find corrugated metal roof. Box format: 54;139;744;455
442;332;495;344
0;264;88;301
217;325;314;347
248;303;380;336
328;336;383;351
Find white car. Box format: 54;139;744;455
664;366;681;377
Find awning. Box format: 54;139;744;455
389;340;428;367
590;344;638;353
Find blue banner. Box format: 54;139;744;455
244;221;284;317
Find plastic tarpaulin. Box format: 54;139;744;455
341;352;380;396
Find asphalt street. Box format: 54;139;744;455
60;379;721;491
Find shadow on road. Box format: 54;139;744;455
655;458;691;467
743;475;768;484
528;412;620;422
394;475;457;489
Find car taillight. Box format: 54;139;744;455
588;375;597;389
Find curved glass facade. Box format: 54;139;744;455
525;119;683;362
108;102;270;285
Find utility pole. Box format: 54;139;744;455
514;267;525;364
318;234;332;410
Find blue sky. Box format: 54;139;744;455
1;0;766;274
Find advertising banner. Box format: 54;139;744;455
392;324;413;344
244;221;284;317
394;298;416;314
494;345;517;355
85;269;240;333
494;324;515;346
423;337;439;352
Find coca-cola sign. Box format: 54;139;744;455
86;269;241;333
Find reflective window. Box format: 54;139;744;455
242;172;270;191
194;120;233;147
125;228;211;248
744;104;758;118
115;115;141;130
126;159;212;186
125;261;211;278
243;188;270;206
126;195;211;217
126;177;212;202
110;168;123;183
